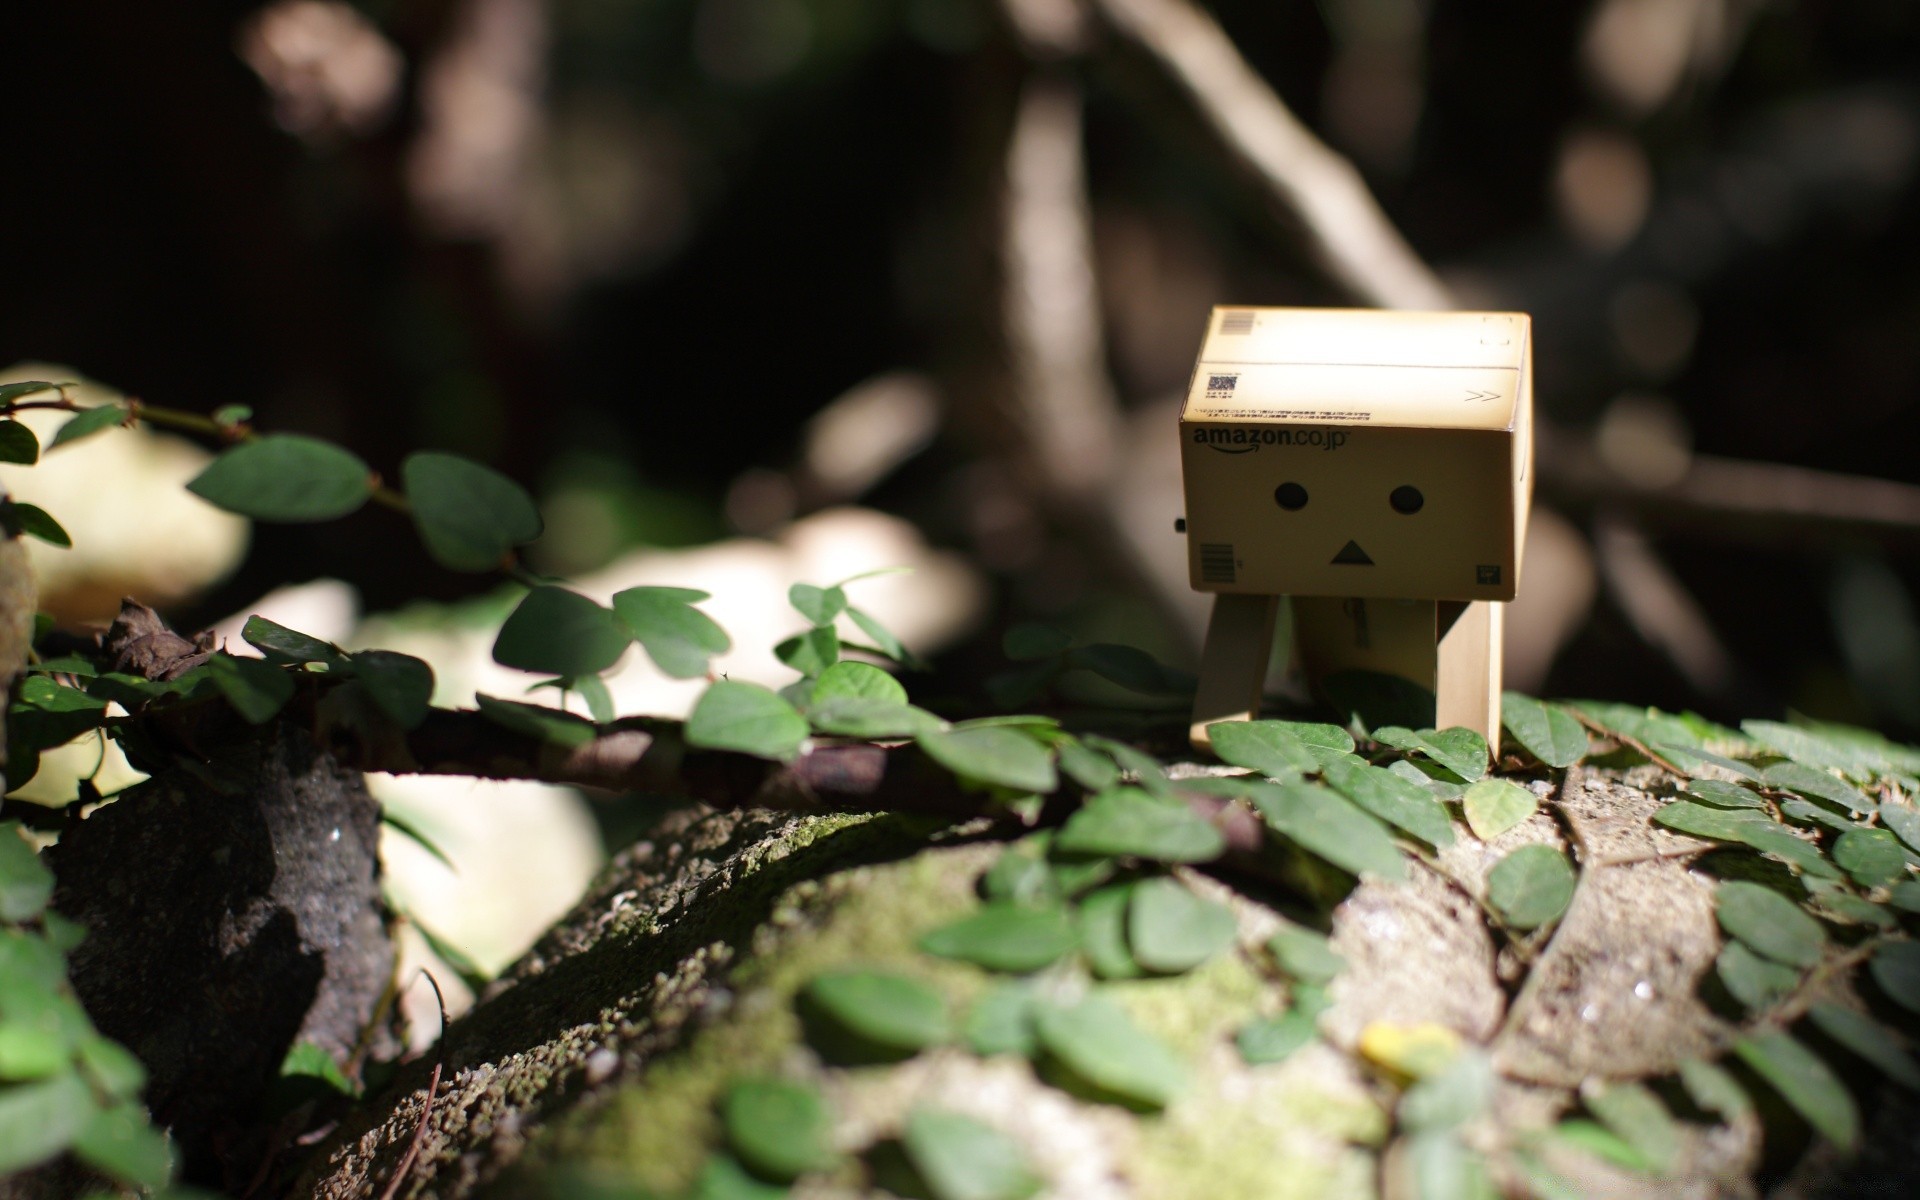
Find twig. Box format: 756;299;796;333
1090;0;1450;309
376;973;449;1200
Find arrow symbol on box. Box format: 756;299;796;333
1464;389;1499;402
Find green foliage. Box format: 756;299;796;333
475;694;598;747
1715;881;1826;968
720;1078;835;1182
1054;788;1225;864
685;681;809;761
1236;1010;1318;1066
1267;924;1344;984
612;587;731;679
0;501;70;548
1206;720;1316;779
0;827;54;923
1399;1051;1493;1133
916;726;1055;794
1870;941;1920;1013
801;971;950;1053
401;451;543;571
1807;1003;1920;1089
494;587;630;678
1033;996;1184;1108
1500;693;1588;767
1716;941;1798;1010
1125;877;1235;974
1462;779;1537;840
186;434;371;521
1582;1081;1678;1174
47;403;126;450
918;904;1076;974
204;654;296;725
963;983;1039;1058
1249;784;1407;881
1319;755;1454;849
1734;1031;1860;1148
899;1109;1042;1200
1486;845;1576;930
1371;726;1488;782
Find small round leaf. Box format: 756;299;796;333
1715;881;1826;968
1463;778;1538;840
901;1109;1043;1200
1033;996;1185;1108
918;904;1075;974
492;587;630;678
803;971;950;1052
402;451;543;571
685;681;809;761
186;434;371;521
917;727;1056;794
1487;845;1576;929
1126;877;1236;974
721;1078;834;1182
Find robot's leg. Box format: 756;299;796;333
1188;593;1279;752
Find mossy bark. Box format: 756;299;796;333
291;767;1919;1200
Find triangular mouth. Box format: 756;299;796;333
1331;540;1374;565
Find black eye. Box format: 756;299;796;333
1390;486;1424;514
1274;482;1308;511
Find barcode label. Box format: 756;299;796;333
1219;310;1255;335
1200;543;1236;583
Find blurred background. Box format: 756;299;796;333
5;0;1920;997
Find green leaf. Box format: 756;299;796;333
1651;800;1770;841
1406;1131;1494;1200
1249;784;1407;881
1762;762;1875;816
610;587;731;680
1743;720;1877;779
1206;721;1315;780
1716;941;1798;1010
721;1078;835;1182
0;825;54;922
901;1109;1043;1200
1683;779;1769;810
1066;644;1190;695
1550;1119;1654;1172
0;421;39;465
1894;881;1920;913
803;970;950;1053
1655;742;1761;782
1733;1031;1859;1148
846;605;918;667
920;903;1076;973
1373;726;1489;782
1;502;70;548
1583;1081;1678;1173
775;625;839;677
72;1103;173;1188
789;583;847;627
1882;801;1920;854
1462;778;1538;840
48;403;126;450
1808;1003;1920;1090
1236;1010;1317;1066
346;650;434;729
401;451;543;571
1501;694;1589;767
1077;883;1140;980
1487;845;1576;929
1054;788;1224;863
0;1071;94;1175
1055;739;1120;792
571;673;615;724
1678;1059;1751;1121
186;434;371;521
205;654;295;725
1319;755;1455;848
212;403;253;426
1401;1052;1494;1133
1832;828;1907;889
474;694;596;748
1034;996;1185;1108
1125;877;1236;974
917;727;1055;794
1003;624;1070;661
0;1015;71;1081
1870;941;1920;1013
1715;881;1826;967
965;982;1039;1057
980;846;1056;907
812;660;907;707
75;1037;145;1102
693;1154;789;1200
1734;823;1842;879
240;615;342;664
807;697;939;739
493;587;630;678
685;681;809;761
1783;796;1870;830
1267;925;1344;983
0;380;61;405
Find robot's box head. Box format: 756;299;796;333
1180;307;1533;602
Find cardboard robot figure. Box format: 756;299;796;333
1178;307;1534;751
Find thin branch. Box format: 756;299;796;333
1090;0;1451;309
